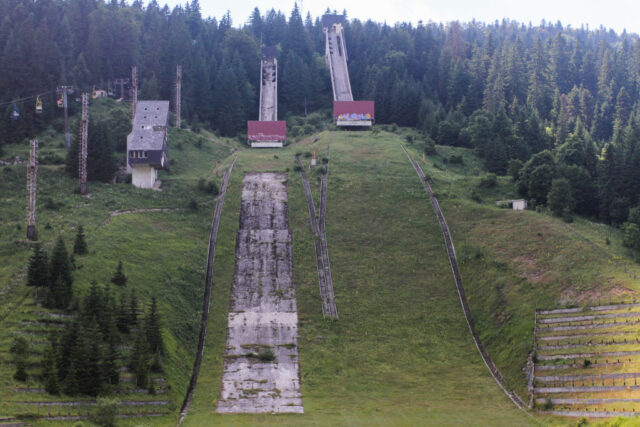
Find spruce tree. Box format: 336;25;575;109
42;338;60;395
10;337;28;382
73;225;88;255
130;326;150;388
117;293;130;334
26;242;48;300
48;236;73;309
145;297;163;356
128;288;138;327
111;261;127;287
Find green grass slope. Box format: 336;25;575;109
185;131;535;426
0;120;240;424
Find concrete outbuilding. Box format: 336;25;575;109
126;100;169;189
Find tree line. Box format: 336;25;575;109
2;1;640;229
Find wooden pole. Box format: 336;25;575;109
131;66;138;122
79;93;89;195
176;64;182;128
27;139;38;240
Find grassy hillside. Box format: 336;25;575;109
185;131;537;426
3;116;640;425
0;103;242;424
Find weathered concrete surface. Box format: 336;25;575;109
216;173;303;414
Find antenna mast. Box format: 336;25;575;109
131;66;138;121
79;93;89;195
175;64;182;128
27;139;38;240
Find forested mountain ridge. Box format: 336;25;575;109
2;0;640;232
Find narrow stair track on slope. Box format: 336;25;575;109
215;173;303;414
99;197;220;228
537;398;640;405
546;410;640;418
295;152;338;318
177;156;237;426
401;145;530;413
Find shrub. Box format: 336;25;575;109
543;398;553;410
198;179;219;195
188;199;198;211
583;359;591;368
449;154;464;164
91;397;120;427
257;348;275;362
478;173;497;188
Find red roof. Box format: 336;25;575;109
333;101;375;120
248;121;287;141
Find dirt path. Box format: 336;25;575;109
401;144;530;413
177;157;237;425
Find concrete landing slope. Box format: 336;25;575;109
259;56;277;121
216;173;303;414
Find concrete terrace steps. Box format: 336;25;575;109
538;303;640;316
533;302;640;418
536;372;640;382
538;331;638;341
537;311;640;324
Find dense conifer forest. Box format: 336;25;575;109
2;0;640;238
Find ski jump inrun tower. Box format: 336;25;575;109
248;47;286;148
322;14;374;128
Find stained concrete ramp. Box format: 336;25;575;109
216;173;303;414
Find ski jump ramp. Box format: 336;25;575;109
323;14;374;127
249;47;286;148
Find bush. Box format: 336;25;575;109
543;398;553;410
478;173;497;188
91;397;120;427
198;178;219;195
423;135;436;155
188;199;198;211
583;359;591;368
449;154;464;165
293;165;302;172
256;348;275;362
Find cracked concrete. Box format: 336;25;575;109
216;173;303;414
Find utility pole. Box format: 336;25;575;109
131;66;138;121
114;78;129;100
27;139;38;240
58;86;72;149
79;93;89;195
175;64;182;128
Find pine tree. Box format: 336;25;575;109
42;338;61;395
145;297;163;355
129;288;138;327
26;242;48;299
47;236;73;309
10;337;28;382
130;326;150;388
73;225;88;255
117;293;130;334
110;261;127;287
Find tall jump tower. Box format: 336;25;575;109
322;14;374;127
248;47;286;148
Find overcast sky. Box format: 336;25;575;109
156;0;640;35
